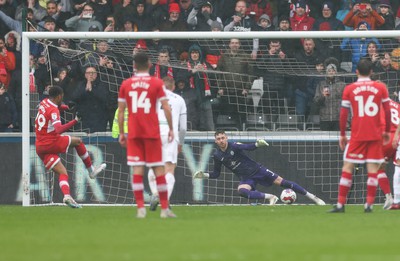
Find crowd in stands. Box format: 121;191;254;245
0;0;400;133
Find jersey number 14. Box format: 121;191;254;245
129;91;151;113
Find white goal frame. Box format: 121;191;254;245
21;30;400;206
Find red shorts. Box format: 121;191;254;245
36;135;71;170
127;138;163;167
344;139;385;164
382;132;397;163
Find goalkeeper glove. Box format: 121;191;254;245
74;111;82;122
255;139;269;147
193;171;209;179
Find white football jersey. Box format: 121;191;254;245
158;89;187;143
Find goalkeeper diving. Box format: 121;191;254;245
193;130;325;205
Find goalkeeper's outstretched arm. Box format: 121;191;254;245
193;156;222;179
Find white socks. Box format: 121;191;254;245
148;170;175;200
394;166;400;204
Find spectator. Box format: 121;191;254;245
54;67;76;105
397;6;400;27
245;0;273;24
50;39;81;80
336;0;356;30
340;21;380;72
113;0;135;30
4;31;21;69
86;0;112;27
177;44;215;131
374;52;399;97
313;61;346;131
216;38;250;128
71;0;87;15
150;49;178;79
256;39;290;115
133;0;153;31
276;15;297;57
313;1;344;63
159;3;188;56
0;36;16;89
65;3;103;31
252;14;273;59
72;66;109;133
174;74;200;130
342;0;384;30
361;41;381;71
82;39;117;71
294;38;326;116
178;0;193;23
377;0;395;30
224;0;254;32
202;21;224;69
0;0;15;37
40;0;70;31
15;0;46;22
187;1;223;31
290;0;315;31
0;82;17;132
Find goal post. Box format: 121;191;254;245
22;30;400;206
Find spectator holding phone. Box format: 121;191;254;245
342;0;385;30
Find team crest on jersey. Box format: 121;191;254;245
230;151;234;156
51;113;57;120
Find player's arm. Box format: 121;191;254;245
339;106;349;151
393;118;400;148
193;155;222;179
178;111;187;145
161;99;174;142
118;100;126;147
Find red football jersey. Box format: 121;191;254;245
380;99;400;133
35;98;62;146
118;73;167;139
341;78;389;141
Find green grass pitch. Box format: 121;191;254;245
1;205;399;261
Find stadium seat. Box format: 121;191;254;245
274;114;305;131
245;113;272;131
215;114;240;131
306;115;320;130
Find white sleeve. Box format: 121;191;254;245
178;100;187;144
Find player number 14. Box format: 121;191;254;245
129;91;151;113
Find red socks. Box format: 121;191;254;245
338;171;352;205
75;142;92;168
132;174;144;208
59;174;70;196
367;173;378;205
377;170;391;195
156;175;169;210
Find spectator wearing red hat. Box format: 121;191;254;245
342;0;384;30
159;2;189;56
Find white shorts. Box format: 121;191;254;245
161;135;178;164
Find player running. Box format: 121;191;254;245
35;86;106;209
148;76;187;211
193;130;326;205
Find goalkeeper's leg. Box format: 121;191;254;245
238;184;278;205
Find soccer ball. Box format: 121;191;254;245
280;189;297;204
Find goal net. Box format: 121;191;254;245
22;30;400;206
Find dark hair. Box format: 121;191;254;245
48;85;64;98
214;130;226;137
357;59;373;76
134;52;149;70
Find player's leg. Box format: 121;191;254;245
377;163;393;210
237;176;278;205
272;176;325;205
145;138;175;218
148;168;159;211
392;160;400;209
328;160;355;212
51;160;81;208
165;162;176;200
70;136;106;179
162;137;178;200
365;162;380;212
